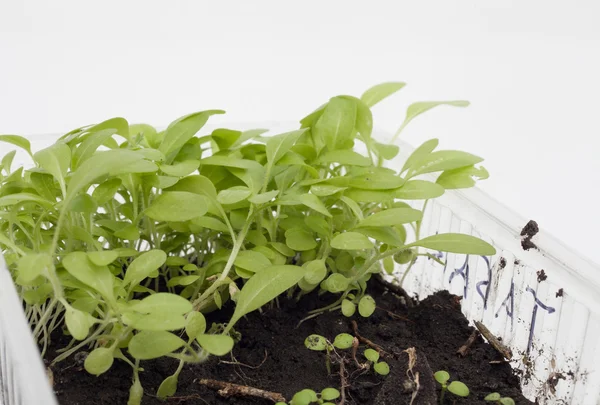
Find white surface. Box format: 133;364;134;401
1;0;599;261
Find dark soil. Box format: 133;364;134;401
520;220;539;251
46;281;533;405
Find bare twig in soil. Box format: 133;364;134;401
374;274;415;307
220;350;268;369
404;348;420;405
474;321;513;360
457;329;479;357
351;337;368;369
351;320;390;358
376;306;414;323
339;359;348;405
197;379;286;403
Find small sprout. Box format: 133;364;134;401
341;299;356;317
364;348;380;362
434;370;468;404
333;333;354;349
373;361;390;376
290;389;318;405
485;392;516;405
305;334;328;351
320;387;340;401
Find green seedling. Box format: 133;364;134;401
485;392;516;405
434;370;469;403
363;348;390;376
0;81;495;401
275;387;341;405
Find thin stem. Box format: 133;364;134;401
192;207;254;311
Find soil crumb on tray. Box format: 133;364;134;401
48;283;533;404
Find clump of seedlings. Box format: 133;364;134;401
434;370;470;403
276;387;341;405
0;81;495;402
485;392;516;405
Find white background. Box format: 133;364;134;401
1;0;599;262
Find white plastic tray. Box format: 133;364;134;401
1;124;599;404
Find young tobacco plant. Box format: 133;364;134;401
485;392;516;405
434;370;470;403
0;81;494;402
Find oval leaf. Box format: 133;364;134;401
408;233;496;256
128;330;185;360
331;232;373;250
84;347;114;376
361;82;406;107
146;191;208;221
196;334;234;356
358;207;422;228
123;250;167;287
228;265;305;329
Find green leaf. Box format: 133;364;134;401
401;138;439;173
196;334;234;356
123;250;167;287
321;388;341;401
358;207;422;227
304;260;327;285
325;273;350;293
0;193;53;209
191;216;229;233
146;191;208;221
211;128;241;150
34;142;71;195
114;224;140;240
374;361;390;376
126;312;187;331
341;299;356;317
165;175;217;200
400;101;469;132
358;295;376;317
361;82;406;107
92;178;122;205
160;160;200;177
304;334;328;351
373;142;400;160
499;398;516;405
266;129;306;165
17;253;53;283
355;227;404;247
235;250;271;273
63;252;115;301
72;129;116;169
394;180;445;200
364;348;380;362
340;196;364;221
159;110;224;157
84;347;114;376
217;187;252;205
0;135;33;156
313;96;357;151
285;228;317;251
291;389;317;405
67;149;144;202
485;393;501;401
228;265;305;329
87;117;130;140
344;188;396;203
349;171;404;190
319;150;371;166
157;375;178;399
310;184;346;197
87;250;118;266
436;165;489;189
407;233;496;255
298;193;331;217
448;381;470;397
128;330;185;360
70;193;98;213
434;370;450;384
185;312;207;340
409;150;483;177
248;190;279;204
130;293;192;314
333;333;354;349
331;232;373;250
30;172;58;201
65;307;91;340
